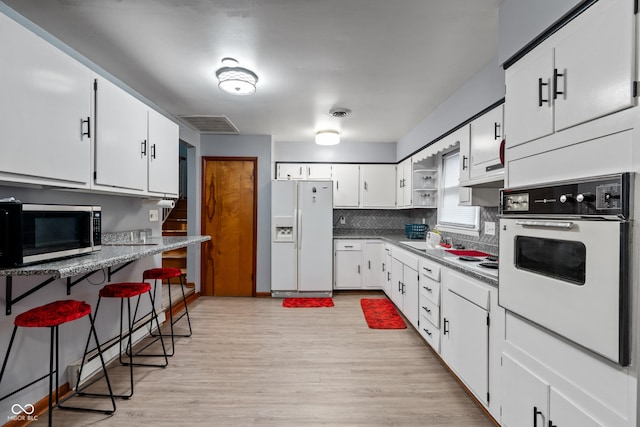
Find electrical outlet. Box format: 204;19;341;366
340;216;346;225
149;209;159;222
485;221;496;236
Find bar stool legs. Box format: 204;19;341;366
86;282;168;399
0;300;116;427
143;267;193;356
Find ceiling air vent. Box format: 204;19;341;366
179;115;239;133
328;107;351;118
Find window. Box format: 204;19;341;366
437;151;479;233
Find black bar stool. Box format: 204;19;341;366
0;299;116;427
84;282;168;399
143;267;193;356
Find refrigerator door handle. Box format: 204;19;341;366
298;209;302;251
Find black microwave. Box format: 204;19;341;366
0;202;101;267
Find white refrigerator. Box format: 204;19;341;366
271;180;333;296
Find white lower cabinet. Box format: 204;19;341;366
334;240;384;290
383;245;392;294
390;248;419;329
418;258;441;352
501;353;602;427
441;275;489;405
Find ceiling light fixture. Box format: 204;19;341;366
215;57;258;96
315;130;340;146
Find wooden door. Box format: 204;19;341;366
201;157;257;296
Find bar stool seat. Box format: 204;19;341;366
1;300;116;427
143;267;192;356
86;282;167;400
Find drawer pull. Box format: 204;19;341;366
422;267;432;273
422;286;432;292
422;306;431;314
422;328;432;337
344;245;353;248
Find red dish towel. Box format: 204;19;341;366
360;298;407;329
444;249;490;257
282;298;334;308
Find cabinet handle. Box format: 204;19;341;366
422;328;432;337
443;318;449;335
368;260;371;270
357;265;360;274
422;267;432;273
533;406;543;427
387;271;390;281
141;139;147;156
336;180;339;190
80;117;91;140
494;122;500;140
382;262;385;272
538;77;549;106
548;422;556;427
462;155;468;170
307;166;311;176
364;181;368;191
299;166;303;175
422;306;431;314
422;286;432;292
553;68;564;100
401;282;405;294
398;281;402;292
151;144;157;160
344;245;353;248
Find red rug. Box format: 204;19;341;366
282;297;334;308
360;298;407;329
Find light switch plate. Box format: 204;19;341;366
485;221;495;236
149;209;159;222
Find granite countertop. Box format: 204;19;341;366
0;235;211;278
334;230;498;286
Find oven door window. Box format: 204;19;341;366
515;236;586;285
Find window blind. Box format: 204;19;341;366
439;151;478;229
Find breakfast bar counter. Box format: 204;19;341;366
0;235;211;314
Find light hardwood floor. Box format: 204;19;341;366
35;294;495;426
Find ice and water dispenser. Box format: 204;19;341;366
273;216;294;242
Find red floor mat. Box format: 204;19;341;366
360;298;407;329
282;297;334;308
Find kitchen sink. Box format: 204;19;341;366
400;241;429;250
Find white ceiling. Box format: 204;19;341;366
3;0;500;144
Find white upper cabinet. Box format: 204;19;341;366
361;164;396;208
332;164;360;207
276;163;306;180
505;0;635;148
93;75;149;192
306;164;332;180
396;158;413;208
147;108;179;196
467;105;504;182
0;13;92;187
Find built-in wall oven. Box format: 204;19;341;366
499;173;631;366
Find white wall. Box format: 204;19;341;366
199;134;272;294
498;0;582;64
396;57;505;160
274;141;396;164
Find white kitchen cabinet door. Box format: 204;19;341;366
332;164;360;207
363;241;384;289
390;257;404;310
383;246;392;296
94;75;148;191
550;388;602;427
334;241;362;289
469;105;503;180
501;353;549;427
0;13;92;186
402;263;419;329
441;288;489;403
276;163;306;180
306;164;332;180
553;0;634;133
396;159;413;207
361;164;396;208
147;109;179;196
504;39;555;148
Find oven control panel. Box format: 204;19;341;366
500;173;631;218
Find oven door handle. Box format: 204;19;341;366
515;220;574;230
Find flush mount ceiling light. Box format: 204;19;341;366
315;130;340;146
215;57;258;96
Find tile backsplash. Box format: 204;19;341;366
333;207;499;254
